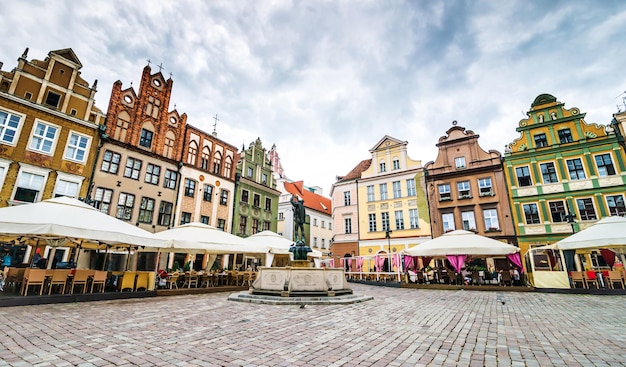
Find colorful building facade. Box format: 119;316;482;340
425;123;515;246
232;137;280;237
329;159;371;262
356;136;431;261
504;94;626;264
0;48;104;207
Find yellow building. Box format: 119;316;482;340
356;136;431;268
0;48;104;207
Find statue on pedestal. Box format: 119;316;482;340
290;194;311;261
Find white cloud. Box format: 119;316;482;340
1;0;624;194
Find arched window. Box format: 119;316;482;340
224;155;233;178
187;141;198;165
164;131;175;159
213;151;222;175
201;146;211;171
114;111;130;141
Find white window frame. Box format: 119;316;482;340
457;181;471;198
478;178;493;196
406;178;416;196
11;164;51;204
379;183;388;200
0;107;25;146
455;157;466;169
63;131;91;163
409;209;419;229
344;218;352;234
461;211;476;231
392;181;401;198
343;191;351;206
392;159;400;170
442;213;455;232
0;158;11;191
367;185;375;202
54;172;84;198
28;119;60;155
394;210;404;230
483;209;500;230
438;184;451;201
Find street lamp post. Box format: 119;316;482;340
385;229;392;272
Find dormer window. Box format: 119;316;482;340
45;91;61;108
534;133;548;148
455;157;466;169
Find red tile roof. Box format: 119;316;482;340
336;159;372;182
284;181;332;216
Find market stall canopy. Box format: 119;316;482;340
153;222;266;254
404;230;520;257
0;196;164;248
243;230;323;257
552;216;626;251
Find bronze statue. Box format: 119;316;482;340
290;194;306;242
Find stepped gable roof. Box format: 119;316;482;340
336;159;372;182
284;181;332;216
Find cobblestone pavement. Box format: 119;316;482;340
1;284;626;367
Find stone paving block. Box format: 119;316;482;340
2;285;626;366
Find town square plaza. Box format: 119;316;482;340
1;284;625;367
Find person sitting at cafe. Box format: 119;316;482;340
511;267;521;286
462;268;472;285
1;249;11;271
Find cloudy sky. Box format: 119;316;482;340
2;1;625;194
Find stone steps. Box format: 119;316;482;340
227;291;373;305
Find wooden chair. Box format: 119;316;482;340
570;271;586;288
48;269;71;295
90;271;108;293
607;270;624;289
6;267;26;293
583;271;599;288
500;271;512;286
120;271;137;292
166;272;179;289
415;271;426;284
471;271;481;285
70;269;94;294
183;272;198;288
21;269;47;296
242;272;253;286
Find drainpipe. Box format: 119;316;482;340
84;124;108;203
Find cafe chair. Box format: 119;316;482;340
569;271;586;288
242;272;253;286
21;269;47;296
70;269;93;294
166;272;179;289
471;271;481;286
135;272;150;291
607;270;625;289
90;271;108;293
500;271;512;286
584;271;599;289
183;272;198;288
48;269;71;295
120;271;137;292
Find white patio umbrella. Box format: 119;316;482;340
153;222;266;254
243;230;323;257
553;216;626;251
0;196;164;249
405;230;519;257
